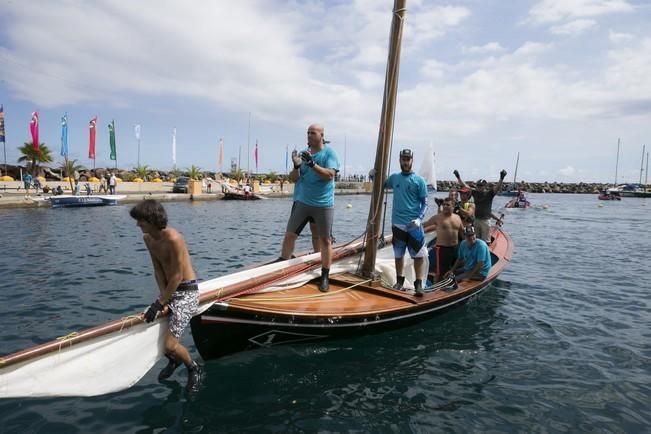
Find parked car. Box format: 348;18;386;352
172;176;190;193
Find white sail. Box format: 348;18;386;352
419;144;437;191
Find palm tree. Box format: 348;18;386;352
17;142;54;175
266;171;278;183
60;158;85;192
230;168;245;182
134;164;151;181
186;165;202;180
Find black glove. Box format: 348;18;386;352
500;169;507;180
300;150;315;167
453;170;460;178
434;198;444;206
144;299;164;323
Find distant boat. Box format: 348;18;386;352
599;139;625;200
498;152;520;196
223;191;261;200
50;195;126;208
619;145;650;197
419;144;437;192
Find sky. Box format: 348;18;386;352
1;0;650;183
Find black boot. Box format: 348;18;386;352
393;275;405;291
158;355;181;381
319;268;330;293
414;279;424;297
186;361;204;394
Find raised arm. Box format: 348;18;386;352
453;169;469;189
494;169;507;193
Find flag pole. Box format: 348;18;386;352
247;112;251;175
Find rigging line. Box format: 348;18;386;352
233;279;372;302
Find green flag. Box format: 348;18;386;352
109;120;116;161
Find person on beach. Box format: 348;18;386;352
423;197;464;284
279;123;339;292
445;225;491;283
98;175;107;193
453;169;506;244
109;173;117;195
22;173;32;196
130;199;203;393
386;148;428;296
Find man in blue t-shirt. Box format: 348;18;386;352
280;123;340;292
446;225;492;282
385;149;428;296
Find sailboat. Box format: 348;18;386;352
418;143;437;192
598;139;623;200
0;0;513;398
497;152;520;196
618;145;651;198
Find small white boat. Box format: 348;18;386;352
49;195;126;208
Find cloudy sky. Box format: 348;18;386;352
1;0;650;183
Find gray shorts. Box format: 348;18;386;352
167;280;199;339
286;201;334;238
474;218;491;243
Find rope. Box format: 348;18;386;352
56;332;79;351
118;315;142;331
235;279;372;303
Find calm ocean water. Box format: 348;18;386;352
0;193;650;433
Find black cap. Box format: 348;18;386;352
400;149;413;159
464;225;476;236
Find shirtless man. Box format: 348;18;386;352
423;197;464;283
129;199;203;393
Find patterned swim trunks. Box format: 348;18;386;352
167;280;199;339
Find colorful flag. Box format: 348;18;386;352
60;113;68;157
172;127;176;167
0;105;5;144
30;112;39;152
254;140;259;171
108;120;116;161
218;137;223;168
134;124;141;140
89;117;97;159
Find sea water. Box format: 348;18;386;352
0;194;649;433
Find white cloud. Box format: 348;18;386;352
462;42;505;55
529;0;634;24
609;30;634;43
559;166;576;176
550;19;597;35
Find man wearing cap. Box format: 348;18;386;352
456;186;475;225
446;225;492;282
279;123;340;292
385;149;428;296
452;169;506;244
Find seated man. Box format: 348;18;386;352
423;197;464;284
445;225;492;283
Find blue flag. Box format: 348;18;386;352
60;113;68;157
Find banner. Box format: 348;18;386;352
172;127;176;167
30;112;39;152
218;137;223;169
254;140;259;171
134;124;141;141
60;113;68;157
109;120;116;161
89;117;97;159
0;105;5;144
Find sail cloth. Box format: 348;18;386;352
419;144;437;191
0;243;425;398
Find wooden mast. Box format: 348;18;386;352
361;0;407;277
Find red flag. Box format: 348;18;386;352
254;140;259;171
30;112;39;151
89;117;97;159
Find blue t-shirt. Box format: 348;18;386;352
294;146;340;208
385;172;427;226
458;239;492;277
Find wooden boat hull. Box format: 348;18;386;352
191;228;513;360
